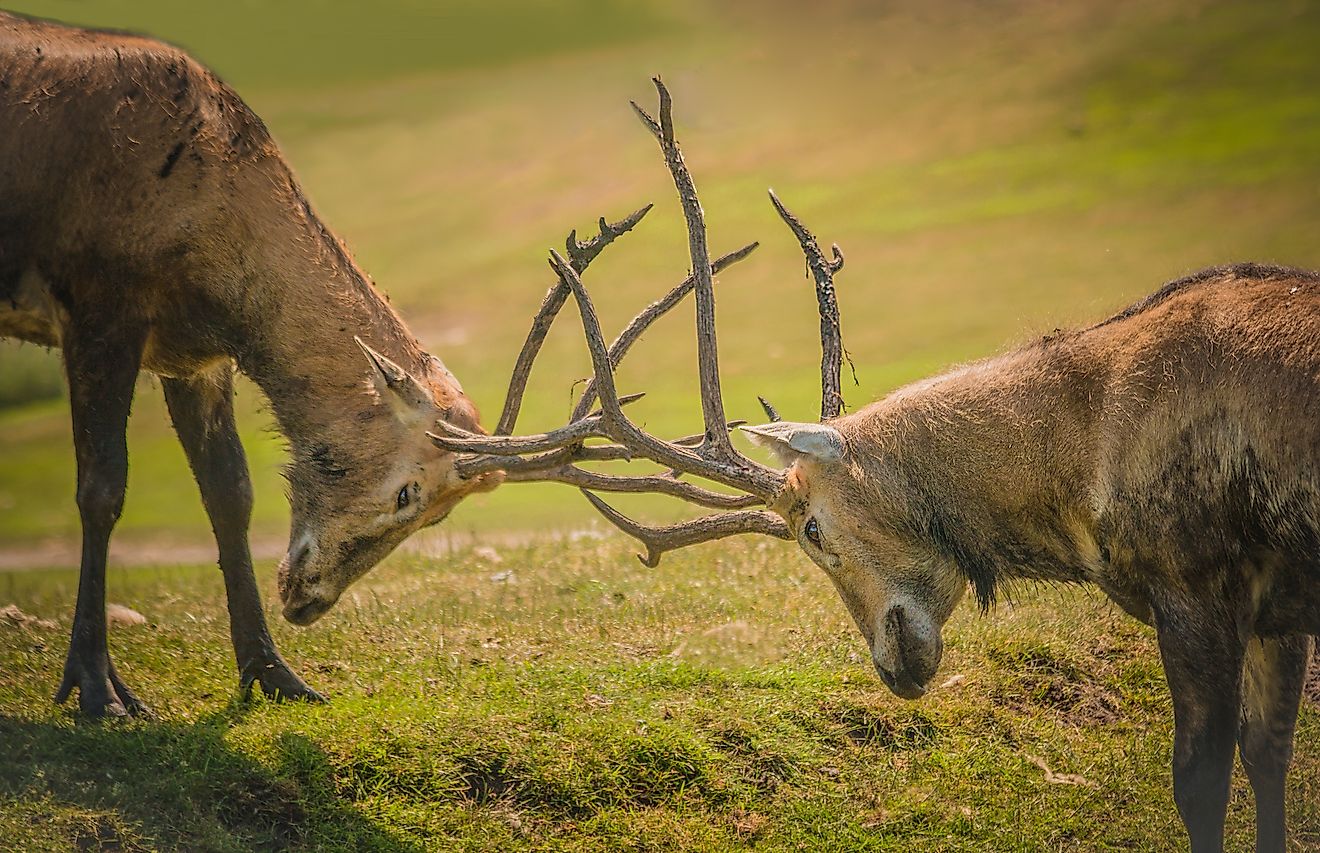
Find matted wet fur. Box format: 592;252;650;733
0;11;498;717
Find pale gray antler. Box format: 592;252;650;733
432;77;847;565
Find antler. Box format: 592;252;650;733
768;190;850;420
495;204;653;437
434;78;847;565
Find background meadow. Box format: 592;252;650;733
1;1;1318;849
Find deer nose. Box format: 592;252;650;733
875;602;938;699
284;595;331;626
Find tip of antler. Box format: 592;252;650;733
630;100;661;137
757;396;782;422
617;202;654;232
580;489;665;566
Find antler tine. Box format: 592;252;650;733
454;443;635;479
768;190;850;420
495;204;653;437
503;466;760;510
428;393;644;455
570;241;759;422
566;203;654;273
548;249;783;501
451;417;745;480
581;490;792;568
634;76;733;455
757;396;782;423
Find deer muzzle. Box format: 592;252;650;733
278;537;338;626
873;601;943;700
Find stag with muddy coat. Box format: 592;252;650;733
0;12;506;717
450;80;1319;852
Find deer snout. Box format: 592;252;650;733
278;538;337;626
873;601;943;700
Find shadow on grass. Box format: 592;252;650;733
0;702;423;852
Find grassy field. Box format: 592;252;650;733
4;0;1320;546
2;0;1320;849
2;541;1317;851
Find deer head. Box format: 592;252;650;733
277;341;502;625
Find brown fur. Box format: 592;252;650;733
767;264;1318;851
0;12;496;714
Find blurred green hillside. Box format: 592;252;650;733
3;0;1320;559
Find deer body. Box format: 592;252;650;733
0;12;496;716
762;264;1319;852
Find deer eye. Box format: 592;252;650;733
804;517;822;548
396;485;412;512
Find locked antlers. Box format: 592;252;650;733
430;78;846;565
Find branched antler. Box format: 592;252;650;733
495;204;652;436
435;78;847;565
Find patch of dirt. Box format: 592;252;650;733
456;753;515;804
709;726;797;792
73;815;135;852
825;702;939;751
987;646;1122;726
214;772;306;850
728;807;769;841
106;604;145;627
0;536;283;572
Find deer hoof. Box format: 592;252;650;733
240;658;327;704
54;653;152;719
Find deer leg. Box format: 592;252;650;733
1155;614;1245;853
53;321;148;718
162;371;324;703
1238;634;1310;853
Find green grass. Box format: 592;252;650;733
5;0;1320;545
2;540;1316;850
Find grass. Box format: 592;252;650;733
2;539;1316;851
4;0;1320;544
2;1;1320;849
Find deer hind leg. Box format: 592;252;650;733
1238;634;1310;853
162;370;324;703
1156;609;1245;853
53;317;149;717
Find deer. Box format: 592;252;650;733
433;79;1319;852
0;12;513;717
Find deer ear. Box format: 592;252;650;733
355;336;434;418
739;422;845;465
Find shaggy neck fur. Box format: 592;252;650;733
838;340;1108;610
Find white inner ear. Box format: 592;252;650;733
740;422;845;464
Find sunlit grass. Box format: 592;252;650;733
0;539;1316;850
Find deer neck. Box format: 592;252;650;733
232;196;427;451
887;345;1106;592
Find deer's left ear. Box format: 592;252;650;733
355;337;434;419
740;422;845;465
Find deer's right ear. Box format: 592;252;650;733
740;422;845;466
355;336;433;419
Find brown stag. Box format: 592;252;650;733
0;12;520;716
439;79;1319;852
